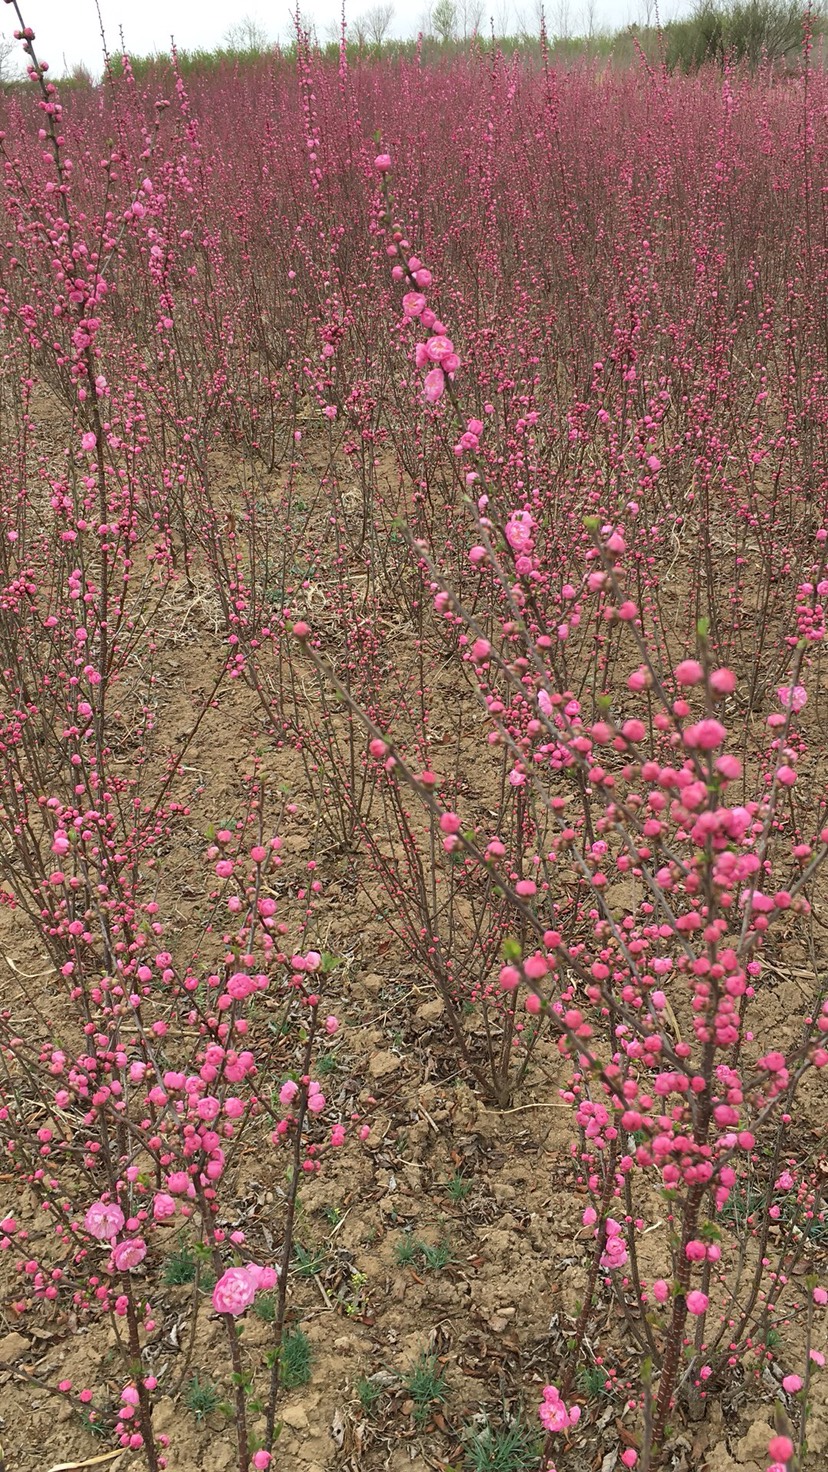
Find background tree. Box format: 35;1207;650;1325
363;4;395;45
223;15;270;51
433;0;458;41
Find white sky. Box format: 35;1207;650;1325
3;0;689;76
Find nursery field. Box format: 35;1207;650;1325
0;11;826;1472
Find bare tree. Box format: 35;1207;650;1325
493;0;513;36
223;15;270;51
553;0;571;38
582;0;597;38
363;3;395;44
0;34;19;82
458;0;484;35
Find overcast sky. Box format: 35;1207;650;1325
3;0;689;75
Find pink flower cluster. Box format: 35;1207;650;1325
212;1262;278;1317
375;152;461;404
538;1383;581;1433
84;1201;147;1275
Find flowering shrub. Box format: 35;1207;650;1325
0;3;827;1469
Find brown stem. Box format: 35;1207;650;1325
265;1015;318;1450
124;1291;160;1472
651;1183;705;1452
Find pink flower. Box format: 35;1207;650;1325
402;292;426;317
212;1266;257;1317
782;1374;802;1393
813;1287;828;1305
505;511;534;551
778;684;807;712
112;1238;147;1272
84;1200;125;1241
710;667;736;694
686;1290;708;1315
653;1279;670;1303
81;431;97;452
539;1384;580;1433
227;972;254;1000
425;334;455;363
601;1236;628;1270
423;367;445;403
374;153;391;171
243;1262;278;1291
767;1435;794;1463
684;718;727;751
279;1080;299;1107
152;1193;176;1221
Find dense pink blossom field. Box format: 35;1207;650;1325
0;7;827;1471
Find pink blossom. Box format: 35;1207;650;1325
243;1262;278;1291
505;511;534;551
112;1238;147;1272
152;1193;176;1221
782;1374;802;1393
674;659;703;686
710;668;736;694
212;1266;257;1317
402;292;426;317
425;334;455;363
166;1171;191;1195
227;971;255;1000
279;1080;299;1106
686;1290;708;1315
778;684;807;712
374;153;392;171
84;1201;125;1241
423;367;445;403
538;1384;580;1433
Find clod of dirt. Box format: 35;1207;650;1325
280;1402;311;1430
369;1049;403;1079
0;1332;29;1363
